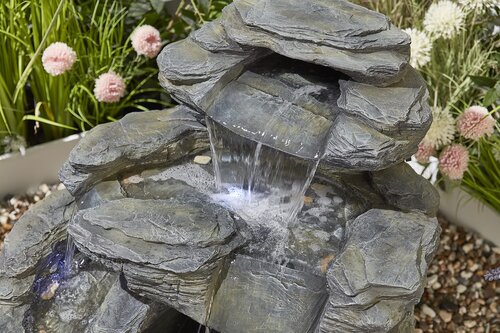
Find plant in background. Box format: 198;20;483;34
354;0;499;211
0;0;232;155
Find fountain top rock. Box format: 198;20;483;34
157;0;431;171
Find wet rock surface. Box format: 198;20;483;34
208;255;329;333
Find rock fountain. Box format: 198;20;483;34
0;0;441;332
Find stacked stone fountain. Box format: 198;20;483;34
0;0;441;332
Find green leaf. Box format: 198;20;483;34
469;75;497;88
483;87;499;106
128;2;151;19
22;115;78;131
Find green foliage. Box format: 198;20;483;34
354;0;499;212
0;0;232;154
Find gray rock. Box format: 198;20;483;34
221;0;409;85
68;189;247;324
59;106;209;197
321;114;410;171
85;278;168;333
371;163;439;216
0;189;75;278
0;275;34;306
319;299;413;333
79;180;125;210
191;20;246;53
319;209;440;332
158;36;267;111
0;304;28;333
29;266;116;333
208;255;328;333
337;68;431;136
207;78;332;160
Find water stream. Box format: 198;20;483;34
207;118;319;262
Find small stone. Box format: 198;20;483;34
462;243;473;254
432;282;442;290
470;302;480;314
469;263;479;272
457;285;467;294
492;247;500;255
421;304;436;318
303;196;314;205
0;215;8;225
464;320;476;328
439;310;452;323
460;271;473;279
415;329;423;333
40;281;59;300
39;184;50;193
489;302;498;313
427;274;438;286
193;155;212;165
2;223;12;231
319;254;335;273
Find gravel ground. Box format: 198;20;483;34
1;186;499;332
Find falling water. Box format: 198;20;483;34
63;236;75;277
207;118;319;262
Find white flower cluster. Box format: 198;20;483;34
403;28;432;69
422;107;457;149
458;0;500;13
424;0;465;39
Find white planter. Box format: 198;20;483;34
0;134;82;197
439;187;500;246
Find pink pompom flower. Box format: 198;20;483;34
131;25;162;58
456;106;495;140
415;142;436;164
94;71;126;103
42;42;77;76
438;144;469;180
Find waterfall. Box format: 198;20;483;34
63;236;75;277
207;117;319;262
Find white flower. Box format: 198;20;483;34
422;106;456;149
424;1;465;39
458;0;500;13
403;28;432;69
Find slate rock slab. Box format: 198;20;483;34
319;208;440;332
0;304;29;333
221;0;409;85
85;277;170;333
208;255;328;333
371;162;439;216
0;189;75;306
68;185;247;324
59;106;209;197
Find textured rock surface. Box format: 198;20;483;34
221;0;409;85
28;266;116;333
319;209;440;332
371;162;440;216
0;304;28;332
320;68;431;171
0;190;74;309
208;255;328;333
0;190;74;278
157;0;430;172
59;106;209;197
68;182;247;324
85;278;169;333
